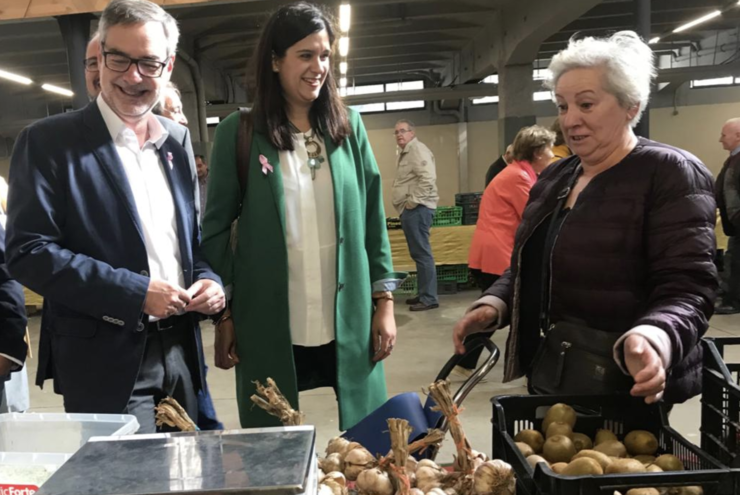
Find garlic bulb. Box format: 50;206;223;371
326;437;351;457
356;468;394;495
406;456;419;473
320;453;343;474
319;479;347;495
415;466;444;492
471;450;489;462
409;489;425;495
444;489;458;495
473;460;516;495
417;459;442;471
321;472;347;487
426;489;447;495
343;447;376;481
319;484;335;495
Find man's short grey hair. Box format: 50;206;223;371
396;119;416;131
98;0;180;56
544;31;656;127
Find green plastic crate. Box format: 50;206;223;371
432;206;462;227
393;273;417;294
437;264;469;284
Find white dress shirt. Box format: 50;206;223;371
98;96;185;302
280;131;337;347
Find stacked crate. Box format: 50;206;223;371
455;192;483;225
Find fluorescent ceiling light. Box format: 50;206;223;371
648;37;660;44
206;116;220;125
533;91;551;101
673;10;721;33
339;77;347;88
42;84;73;97
339;87;347;97
339;4;351;33
339;37;349;57
340;62;348;75
0;69;32;85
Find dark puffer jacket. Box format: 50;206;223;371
485;137;718;404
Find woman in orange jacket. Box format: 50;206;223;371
455;126;555;377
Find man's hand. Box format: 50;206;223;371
371;300;397;362
453;306;498;355
0;355;13;377
214;313;239;370
624;334;666;404
185;279;225;315
144;279;191;318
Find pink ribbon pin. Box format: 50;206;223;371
259;154;273;175
166;152;174;169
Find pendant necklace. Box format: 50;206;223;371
304;128;324;181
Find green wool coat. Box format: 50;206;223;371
201;109;402;430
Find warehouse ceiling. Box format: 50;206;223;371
0;0;736;104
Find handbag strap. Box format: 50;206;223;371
236;107;254;211
538;161;582;333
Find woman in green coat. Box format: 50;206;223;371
201;2;403;430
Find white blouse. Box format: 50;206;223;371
279;131;337;347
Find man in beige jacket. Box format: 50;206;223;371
392;119;439;311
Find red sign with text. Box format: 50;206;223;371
0;484;39;495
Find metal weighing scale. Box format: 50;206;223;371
36;426;318;495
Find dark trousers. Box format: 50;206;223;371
293;341;338;393
125;318;199;434
401;206;438;306
458;272;500;370
196;364;223;430
723;236;740;308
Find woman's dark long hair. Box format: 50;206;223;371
251;2;350;151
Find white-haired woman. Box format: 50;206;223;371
453;31;717;405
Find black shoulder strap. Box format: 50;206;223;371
237;107;254;207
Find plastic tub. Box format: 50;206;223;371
0;452;71;492
0;412;139;455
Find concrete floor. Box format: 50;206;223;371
22;292;740;464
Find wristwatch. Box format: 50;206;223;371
372;291;394;302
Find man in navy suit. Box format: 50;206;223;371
0;222;28;409
6;0;225;433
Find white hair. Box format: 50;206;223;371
544;31;656;127
98;0;180;56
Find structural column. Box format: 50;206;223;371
634;0;651;138
497;63;536;151
57;14;91;110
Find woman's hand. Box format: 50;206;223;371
371;299;397;362
453;306;498;354
214;314;240;370
624;334;666;403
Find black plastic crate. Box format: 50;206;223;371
701;337;740;469
462;212;478;225
437;279;457;295
492;394;731;495
455;192;483;205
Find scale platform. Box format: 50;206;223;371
36;425;318;495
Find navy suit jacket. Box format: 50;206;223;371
0;223;27;370
6;101;222;413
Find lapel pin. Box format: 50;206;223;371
259;154;274;175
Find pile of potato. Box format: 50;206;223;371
512;403;702;495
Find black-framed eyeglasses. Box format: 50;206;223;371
102;51;168;78
83;57;99;72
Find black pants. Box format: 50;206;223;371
125;317;199;434
293;341;337;393
458;272;500;370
